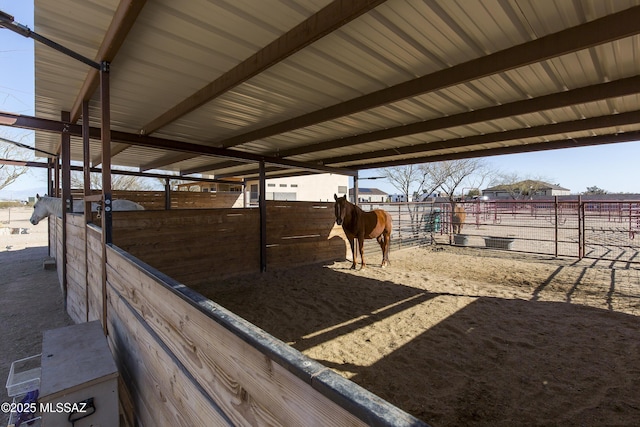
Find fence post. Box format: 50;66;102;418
554;196;559;258
398;204;401;249
578;196;583;259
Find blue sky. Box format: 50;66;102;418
2;0;640;200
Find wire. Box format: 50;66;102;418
0;135;58;157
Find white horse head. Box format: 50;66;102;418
30;194;144;225
30;194;59;225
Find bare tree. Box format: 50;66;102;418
0;134;30;192
381;159;492;236
436;159;492;202
415;163;449;200
70;171;157;191
380;165;422;201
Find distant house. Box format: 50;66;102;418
349;187;388;203
482;180;570;199
388;194;409;203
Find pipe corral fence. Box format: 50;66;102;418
360;198;640;264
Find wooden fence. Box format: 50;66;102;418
75;189;244;210
48;201;427;426
107;201;349;286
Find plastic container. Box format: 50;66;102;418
6;354;41;397
7;393;41;427
484;237;515;250
453;234;469;246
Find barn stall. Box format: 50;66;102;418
47;198;429;426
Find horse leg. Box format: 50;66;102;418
358;236;366;269
349;237;357;269
379;230;391;267
377;235;387;267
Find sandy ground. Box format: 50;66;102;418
2;206;640;426
191;245;640;426
0;207;74;426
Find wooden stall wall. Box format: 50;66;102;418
49;216;63;288
109;202;348;287
86;225;103;322
169;191;243;209
266;201;348;269
88;190;244;210
110;209;260;285
104;245;421;427
65;214;87;323
48;216;57;259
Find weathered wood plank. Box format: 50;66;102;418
106;247;368;426
107;287;233;427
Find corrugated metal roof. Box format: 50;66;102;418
20;0;640;179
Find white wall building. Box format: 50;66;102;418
246;173;349;205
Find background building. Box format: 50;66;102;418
349;188;388;203
483;180;570;199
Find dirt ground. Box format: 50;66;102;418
0;207;74;426
2;206;640;426
191;245;640;426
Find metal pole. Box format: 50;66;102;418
578;195;583;259
82;101;91;323
101;62;113;245
0;13;101;70
54;157;60;197
259;161;267;272
100;61;112;334
554;196;558;258
61;111;71;309
164;178;171;210
353;174;359;205
82;100;92;223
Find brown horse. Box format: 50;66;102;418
452;202;467;234
334;194;392;269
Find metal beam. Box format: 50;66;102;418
0;158;241;185
69;0;148;124
210;165;286;180
140;0;386;135
273;76;640;159
91;142;130;168
140;152;201;172
179;159;244;176
354;131;640;169
0;111;79;135
0;111;357;176
322;110;640;165
214;5;640;149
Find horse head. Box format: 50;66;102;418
30;194;47;225
334;193;349;226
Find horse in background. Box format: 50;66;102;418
333;194;392;269
30;194;144;225
451;202;467;234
